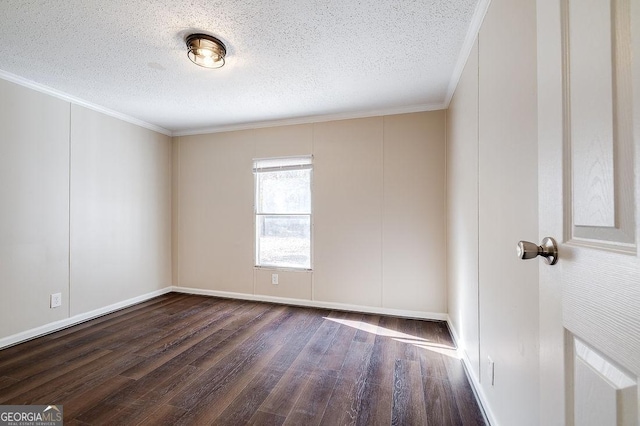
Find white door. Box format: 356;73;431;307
537;0;640;424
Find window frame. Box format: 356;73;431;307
253;156;313;271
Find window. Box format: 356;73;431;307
254;156;312;269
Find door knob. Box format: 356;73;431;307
517;237;558;265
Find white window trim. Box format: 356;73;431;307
253;156;313;271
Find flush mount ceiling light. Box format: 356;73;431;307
186;33;226;69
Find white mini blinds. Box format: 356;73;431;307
253;156;313;173
253;156;312;270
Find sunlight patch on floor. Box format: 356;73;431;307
324;317;460;359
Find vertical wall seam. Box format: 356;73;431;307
443;110;448;313
476;38;482;382
311;123;315;302
176;137;181;288
381;117;383;309
252;138;256;296
68;103;72;318
381;116;385;309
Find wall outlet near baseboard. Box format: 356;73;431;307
50;293;62;308
271;274;279;285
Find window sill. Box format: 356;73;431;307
254;265;313;272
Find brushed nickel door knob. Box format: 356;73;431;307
517;237;558;265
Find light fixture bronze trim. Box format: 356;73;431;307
186;33;226;69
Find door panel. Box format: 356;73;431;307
538;0;640;423
562;0;640;376
573;338;638;426
567;0;635;247
568;0;616;229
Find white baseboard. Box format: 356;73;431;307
0;285;447;350
172;286;448;321
447;316;498;426
0;287;172;349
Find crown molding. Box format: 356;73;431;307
0;69;172;136
444;0;492;107
172;102;446;137
1;68;448;139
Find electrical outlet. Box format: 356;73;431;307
271;273;279;285
50;293;62;308
488;356;495;386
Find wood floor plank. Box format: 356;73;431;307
423;376;464;425
58;298;188;348
11;351;145;405
259;368;311;417
135;404;187;426
172;361;275;423
287;314;343;373
188;304;285;371
168;306;291;413
416;342;453;380
435;321;457;348
321;341;374;425
391;359;428;426
0;293;486;425
282;368;339;426
322;378;365;425
7;344;107;381
74;361;201;424
61;311;170;352
395;318;421;361
353;314;380;344
50;293;186;340
105;366;207;425
212;369;284;424
62;375;136;420
222;302;272;331
131;299;238;358
248;410;286;426
443;351;471;388
450;376;487;425
262;309;325;372
317;311;363;371
365;316;400;386
356;381;392;426
159;298;226;333
155;294;214;316
120;327;234;380
138;365;206;404
0;334;107;378
64;419;91;426
413;318;463;383
0;349;111;404
0;376;17;391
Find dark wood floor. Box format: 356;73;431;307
0;293;486;425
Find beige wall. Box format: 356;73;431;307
0;79;70;338
313;117;384;307
175;130;256;294
70;105;172;315
382;113;446;312
174;111;447;315
0;79;172;342
447;40;480;382
446;0;539;424
478;0;539;423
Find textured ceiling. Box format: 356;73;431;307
0;0;480;135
